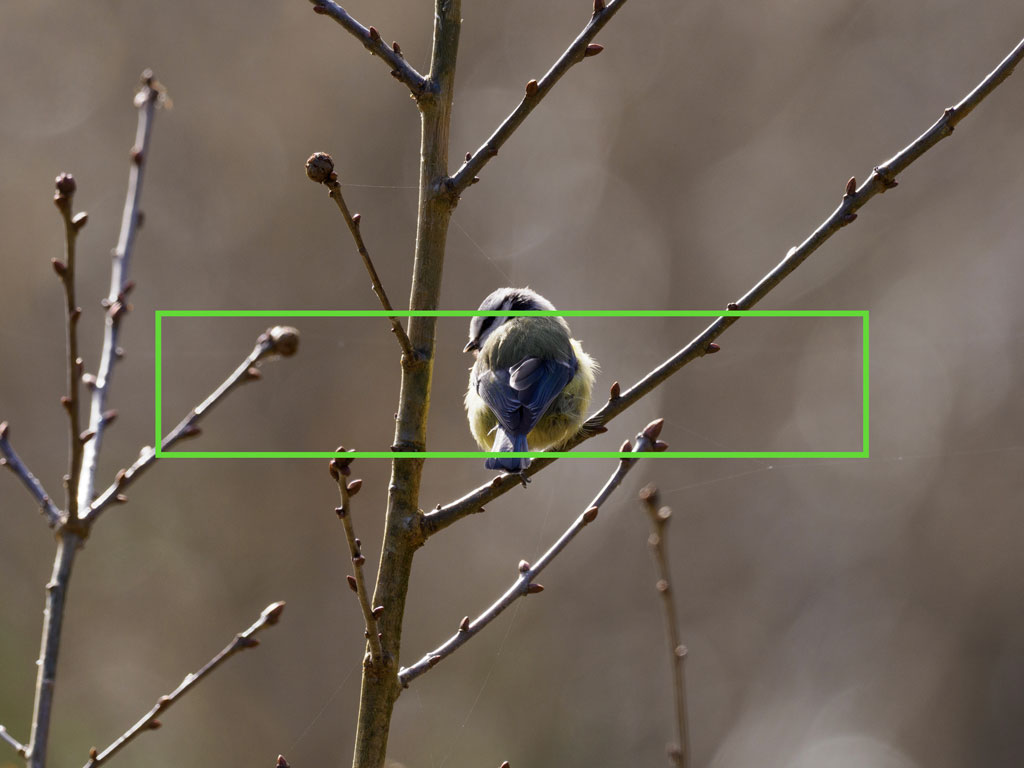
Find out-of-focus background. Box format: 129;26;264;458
2;2;1023;766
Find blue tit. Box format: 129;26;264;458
464;287;598;472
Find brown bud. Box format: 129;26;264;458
277;757;291;768
89;748;98;759
392;41;402;55
501;763;511;768
620;439;632;453
845;176;856;196
525;79;539;96
642;418;664;441
459;616;470;632
353;555;366;566
518;559;531;572
55;172;77;196
526;583;545;594
72;212;88;230
609;381;620;399
465;152;472;161
726;302;739;311
584;44;604;57
346;575;358;592
80;429;96;444
305;152;334;183
372;605;385;618
428;655;442;667
594;0;606;11
335;505;346;518
149;720;162;730
157;695;171;709
638;484;659;504
842;212;858;225
368;26;380;42
656;579;669;593
352;212;361;226
582;506;599;524
312;3;327;12
347;478;363;496
653;440;669;452
51;258;67;276
706;342;721;354
266;325;300;357
179;424;201;439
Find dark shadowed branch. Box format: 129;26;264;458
305;152;417;361
330;451;384;666
422;33;1024;537
639;486;689;768
84;326;300;522
449;0;628;194
307;0;428;98
398;419;667;687
82;602;286;768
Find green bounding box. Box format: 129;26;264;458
154;310;869;459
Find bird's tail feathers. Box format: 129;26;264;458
485;429;531;472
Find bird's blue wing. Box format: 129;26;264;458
476;352;577;438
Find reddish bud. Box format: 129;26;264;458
368;26;380;42
584;44;604;57
459;616;470;632
526;583;545;594
609;381;620;399
346;575;358;592
525;79;539;96
372;605;385;618
51;259;67;276
642;418;664;441
518;559;531;572
706;343;721;354
347;478;363;496
845;176;856;196
582;506;599;524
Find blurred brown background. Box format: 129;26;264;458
2;1;1023;766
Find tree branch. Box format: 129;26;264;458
78;71;163;513
307;0;429;98
305;152;417;361
52;172;87;519
0;422;62;526
422;32;1024;537
83;326;300;522
639;486;689;768
330;452;384;667
448;0;628;194
0;724;27;757
82;602;286;768
399;420;666;687
28;529;82;768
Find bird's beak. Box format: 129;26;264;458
463;339;479;353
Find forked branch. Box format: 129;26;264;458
422;33;1024;536
82;602;286;768
398;419;667;687
0;422;62;526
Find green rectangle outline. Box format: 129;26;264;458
155;309;869;459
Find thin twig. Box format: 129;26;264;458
28;529;82;768
422;33;1024;537
398;419;667;687
83;326;300;522
52;172;87;518
639;486;689;768
82;602;286;768
0;422;62;526
307;0;428;98
78;71;162;513
330;451;384;666
305;152;417;361
0;724;27;757
448;0;628;194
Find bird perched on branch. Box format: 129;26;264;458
464;287;597;472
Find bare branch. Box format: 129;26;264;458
52;172;87;518
639;486;689;768
422;33;1024;537
307;0;428;98
84;326;300;522
78;71;163;512
82;602;286;768
0;422;62;526
0;724;27;757
329;451;384;666
305;152;417;361
28;530;82;768
449;0;629;194
398;420;665;687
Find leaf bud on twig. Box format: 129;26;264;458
305;152;335;184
